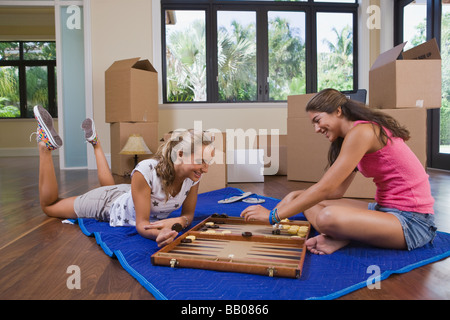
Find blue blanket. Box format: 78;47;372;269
76;187;450;300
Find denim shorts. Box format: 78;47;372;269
368;202;437;251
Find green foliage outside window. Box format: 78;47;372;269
0;42;56;118
165;14;353;102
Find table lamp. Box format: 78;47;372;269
119;134;152;168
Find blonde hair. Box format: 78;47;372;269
153;129;214;200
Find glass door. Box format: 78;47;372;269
402;0;427;50
395;0;450;170
439;2;449;156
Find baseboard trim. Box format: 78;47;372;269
0;147;59;157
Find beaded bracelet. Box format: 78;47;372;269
269;208;281;225
180;215;190;228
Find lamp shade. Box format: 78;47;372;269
119;134;152;155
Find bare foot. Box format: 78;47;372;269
305;234;350;255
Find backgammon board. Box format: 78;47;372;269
151;214;311;278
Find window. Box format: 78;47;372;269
268;11;306;100
316;12;354;91
402;0;427;50
161;0;358;104
0;41;56;118
165;10;206;102
217;10;257;102
441;1;450;155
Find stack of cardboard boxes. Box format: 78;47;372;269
287;39;442;198
105;57;160;175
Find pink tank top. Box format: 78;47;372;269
354;121;434;214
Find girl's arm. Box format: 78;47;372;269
144;182;199;222
145;182;199;232
179;182;199;227
131;171;178;246
325;170;356;200
242;125;375;222
275;169;356;211
131;171;160;239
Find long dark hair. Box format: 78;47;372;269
305;88;410;168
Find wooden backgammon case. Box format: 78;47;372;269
151;215;310;278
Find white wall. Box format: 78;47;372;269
89;0;153;156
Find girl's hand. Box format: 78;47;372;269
143;220;179;247
143;217;182;231
143;220;166;231
155;228;178;247
240;205;270;223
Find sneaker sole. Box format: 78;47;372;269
81;118;96;141
33;106;62;148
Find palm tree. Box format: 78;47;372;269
166;20;206;101
217;23;257;101
318;25;354;91
322;25;353;62
268;16;306;100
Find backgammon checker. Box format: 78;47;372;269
151;215;310;278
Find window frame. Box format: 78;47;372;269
0;41;57;119
160;0;359;104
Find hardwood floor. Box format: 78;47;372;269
0;156;153;300
0;156;449;300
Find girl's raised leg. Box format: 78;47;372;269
92;140;115;186
38;142;77;219
82;118;115;186
34;106;77;219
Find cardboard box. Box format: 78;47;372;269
287;94;427;198
287;93;317;118
163;130;227;194
258;134;287;175
200;131;227;193
287;117;328;182
227;149;265;183
227;130;287;178
233;133;287;176
105;57;159;123
369;39;441;109
110;122;159;175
